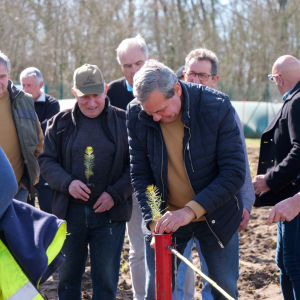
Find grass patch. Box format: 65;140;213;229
245;138;260;149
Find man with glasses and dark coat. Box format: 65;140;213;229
173;48;255;300
253;55;300;300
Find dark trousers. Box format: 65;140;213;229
276;214;300;300
145;221;239;300
58;203;125;300
28;175;53;214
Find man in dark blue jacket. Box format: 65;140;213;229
126;59;246;300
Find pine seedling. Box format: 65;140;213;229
145;185;165;222
84;146;95;184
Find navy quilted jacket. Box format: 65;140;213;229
126;81;246;247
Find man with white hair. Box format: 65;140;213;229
0;51;43;203
20;67;60;213
107;34;150;300
127;59;246;300
107;34;150;110
20;67;60;133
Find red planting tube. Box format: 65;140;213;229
154;233;173;300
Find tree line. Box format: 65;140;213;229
1;0;300;100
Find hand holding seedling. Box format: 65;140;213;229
145;185;196;248
93;192;114;213
69;180;90;200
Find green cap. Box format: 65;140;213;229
73;64;105;97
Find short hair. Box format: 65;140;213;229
185;48;219;76
133;59;178;103
20;67;43;86
0;51;11;73
116;34;148;65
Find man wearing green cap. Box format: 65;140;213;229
39;64;133;300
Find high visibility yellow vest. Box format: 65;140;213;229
0;222;66;300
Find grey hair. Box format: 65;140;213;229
20;67;44;86
0;51;11;73
133;59;178;103
185;48;219;76
116;34;148;65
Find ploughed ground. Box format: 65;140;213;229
40;146;282;300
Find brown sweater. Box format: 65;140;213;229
160;111;206;220
0;91;24;185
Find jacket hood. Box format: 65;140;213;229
0;147;18;219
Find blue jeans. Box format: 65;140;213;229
58;203;125;300
276;214;300;300
145;222;239;300
144;237;156;300
174;238;213;300
173;238;195;300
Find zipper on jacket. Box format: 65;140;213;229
183;125;224;249
184;125;194;172
159;133;165;203
204;216;224;248
235;195;240;210
12;96;36;196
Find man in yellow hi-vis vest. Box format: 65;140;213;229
0;147;66;300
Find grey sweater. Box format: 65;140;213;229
235;111;255;212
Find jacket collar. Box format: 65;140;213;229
179;81;191;127
285;80;300;103
71;97;112;126
7;80;22;104
263;80;300;133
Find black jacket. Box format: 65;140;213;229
34;94;60;134
126;81;246;247
38;99;133;221
255;81;300;206
107;77;134;110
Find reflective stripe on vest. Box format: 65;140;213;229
0;240;43;300
8;282;41;300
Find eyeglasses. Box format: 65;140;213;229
185;71;215;81
268;74;281;82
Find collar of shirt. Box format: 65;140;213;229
283;88;293;101
126;80;133;92
36;90;46;102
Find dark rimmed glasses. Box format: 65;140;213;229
268;74;281;82
186;71;215;81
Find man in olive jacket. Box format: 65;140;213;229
0;51;43;203
253;55;300;300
